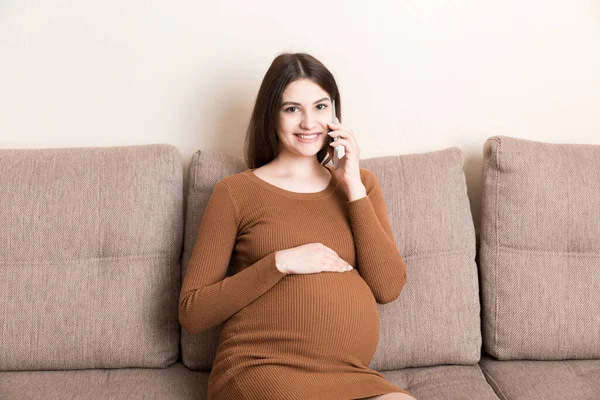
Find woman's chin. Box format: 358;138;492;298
290;145;325;157
303;148;325;157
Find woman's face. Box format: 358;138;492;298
276;78;332;158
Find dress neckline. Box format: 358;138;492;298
243;165;338;199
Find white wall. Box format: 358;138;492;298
1;0;599;237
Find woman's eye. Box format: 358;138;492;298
316;104;327;110
284;107;298;113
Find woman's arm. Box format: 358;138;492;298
179;181;287;334
346;169;407;304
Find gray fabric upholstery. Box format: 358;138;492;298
0;145;183;370
0;362;500;400
480;353;600;400
479;136;600;360
382;364;500;400
0;362;208;400
4;138;598;399
363;151;481;370
180;151;247;370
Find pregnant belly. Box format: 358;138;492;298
218;269;381;367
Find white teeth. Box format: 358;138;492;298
297;134;317;139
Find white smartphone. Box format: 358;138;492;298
331;99;345;169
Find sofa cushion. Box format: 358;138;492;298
180;151;247;370
382;364;500;400
479;136;600;360
182;148;481;370
0;362;498;400
479;353;600;400
0;145;183;370
0;362;208;400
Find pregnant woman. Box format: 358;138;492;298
179;52;415;400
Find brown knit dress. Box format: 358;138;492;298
179;166;412;400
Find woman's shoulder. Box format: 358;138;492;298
215;170;250;190
359;167;374;179
205;171;253;213
357;167;386;197
358;167;378;185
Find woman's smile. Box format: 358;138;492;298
294;132;321;143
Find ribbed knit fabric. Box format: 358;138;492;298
179;165;411;400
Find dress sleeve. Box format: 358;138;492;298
179;181;287;334
346;169;407;304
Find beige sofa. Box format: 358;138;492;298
0;136;598;400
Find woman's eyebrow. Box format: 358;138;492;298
281;97;330;106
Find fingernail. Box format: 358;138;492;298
348;265;353;270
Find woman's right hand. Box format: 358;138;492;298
275;243;353;275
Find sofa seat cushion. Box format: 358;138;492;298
0;362;208;400
479;136;600;360
0;363;498;400
183;148;482;370
382;364;500;400
479;353;600;400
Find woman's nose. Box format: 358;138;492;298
299;111;318;130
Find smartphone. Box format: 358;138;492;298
330;99;345;169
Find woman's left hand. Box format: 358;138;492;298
327;119;367;201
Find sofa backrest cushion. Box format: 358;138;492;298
182;148;481;370
0;144;183;370
179;151;247;370
479;135;600;360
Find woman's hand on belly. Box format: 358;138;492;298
275;243;354;275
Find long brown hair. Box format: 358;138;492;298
244;52;342;169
